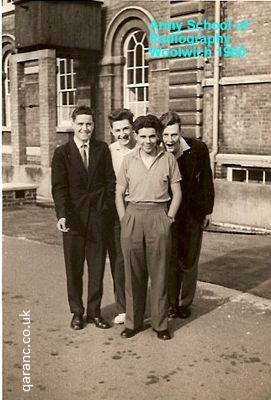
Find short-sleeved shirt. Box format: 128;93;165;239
117;147;181;203
109;141;135;176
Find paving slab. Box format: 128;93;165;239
3;236;271;400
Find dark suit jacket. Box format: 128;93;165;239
51;138;116;237
176;138;215;223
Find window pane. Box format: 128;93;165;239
66;60;72;74
128;36;135;50
129;88;136;102
68;91;75;105
265;170;271;184
60;60;65;74
136;68;143;84
127;69;133;84
127;51;133;68
138;87;144;101
136;45;143;67
144;67;148;84
232;169;246;182
67;75;72;89
60;75;66;89
72;91;76;104
135;31;143;43
248;169;263;183
62;92;67;106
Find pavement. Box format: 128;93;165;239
2;205;271;400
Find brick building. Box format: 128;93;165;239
2;0;271;229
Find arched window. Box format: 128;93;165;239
56;58;76;126
124;30;149;117
3;52;11;127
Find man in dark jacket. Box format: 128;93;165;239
51;105;115;330
160;111;214;319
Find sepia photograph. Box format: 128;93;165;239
2;0;271;399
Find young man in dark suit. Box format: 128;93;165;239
160;111;215;319
51;105;115;330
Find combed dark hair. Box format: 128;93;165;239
133;114;161;134
160;111;182;132
108;108;134;127
71;105;95;121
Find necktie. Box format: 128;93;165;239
81;144;88;170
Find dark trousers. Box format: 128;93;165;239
62;213;107;316
107;218;126;313
168;213;203;308
121;203;171;332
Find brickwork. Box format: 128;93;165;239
25;70;39;147
149;58;169;116
220;84;271;155
103;0;169;29
202;1;271;165
2;12;15;36
222;2;271;77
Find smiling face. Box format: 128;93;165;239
111;119;133;147
162;123;181;154
72;114;94;143
136;127;158;156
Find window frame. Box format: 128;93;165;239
3;52;11;128
227;166;271;185
123;30;149;118
56;57;77;127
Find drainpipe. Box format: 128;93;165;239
210;0;221;174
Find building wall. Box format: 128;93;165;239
202;1;271;164
2;1;271;227
220;84;271;155
222;1;271;77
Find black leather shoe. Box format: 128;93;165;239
120;328;139;338
70;313;83;330
168;306;179;319
154;329;171;340
178;305;191;319
86;316;110;329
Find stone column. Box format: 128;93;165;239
38;49;57;168
10;54;27;166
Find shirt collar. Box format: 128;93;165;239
175;137;190;159
133;146;165;159
73;135;90;150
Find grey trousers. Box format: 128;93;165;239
120;203;171;332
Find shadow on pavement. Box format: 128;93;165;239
198;245;271;299
101;285;233;337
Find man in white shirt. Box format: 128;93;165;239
116;114;182;340
107;109;136;324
